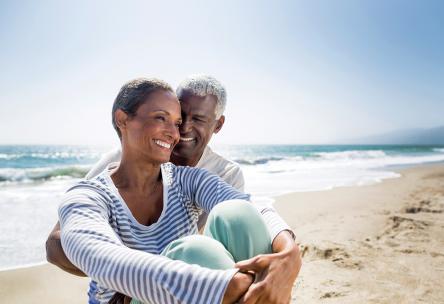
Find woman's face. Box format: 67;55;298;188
122;90;182;164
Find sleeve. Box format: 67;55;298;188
250;196;296;242
59;185;237;304
85;148;122;180
224;165;245;192
177;167;294;242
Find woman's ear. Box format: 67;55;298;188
115;109;129;135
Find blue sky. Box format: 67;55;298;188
1;0;443;145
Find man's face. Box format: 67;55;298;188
172;91;224;162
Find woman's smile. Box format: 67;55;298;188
154;139;173;150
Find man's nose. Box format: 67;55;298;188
180;118;192;133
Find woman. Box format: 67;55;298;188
58;78;301;304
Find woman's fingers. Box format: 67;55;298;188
235;254;271;273
239;282;263;304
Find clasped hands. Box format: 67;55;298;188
223;231;302;304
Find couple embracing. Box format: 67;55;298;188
47;75;301;304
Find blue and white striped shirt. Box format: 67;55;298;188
59;163;291;303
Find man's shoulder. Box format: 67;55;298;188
85;147;122;180
198;146;241;172
197;146;244;190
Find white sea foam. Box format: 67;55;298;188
0;179;75;270
0;165;90;184
243;149;444;196
314;150;387;160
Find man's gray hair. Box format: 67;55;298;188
176;74;227;119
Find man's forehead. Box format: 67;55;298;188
180;90;213;100
180;93;217;110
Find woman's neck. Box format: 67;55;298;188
111;149;162;192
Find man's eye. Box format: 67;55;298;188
193;117;205;123
175;122;182;128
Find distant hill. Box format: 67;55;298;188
346;126;444;145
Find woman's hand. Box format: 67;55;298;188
222;272;254;304
235;231;301;304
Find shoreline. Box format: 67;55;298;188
1;163;443;303
0;261;48;272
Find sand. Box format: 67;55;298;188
0;263;89;303
1;164;443;303
274;163;444;303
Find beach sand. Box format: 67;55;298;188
275;164;444;303
0;263;89;303
1;164;443;303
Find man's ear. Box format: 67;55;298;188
213;115;225;134
115;109;129;135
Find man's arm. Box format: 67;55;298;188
227;165;245;192
46;222;86;276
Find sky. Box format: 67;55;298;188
0;0;443;146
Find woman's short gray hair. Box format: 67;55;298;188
176;74;227;119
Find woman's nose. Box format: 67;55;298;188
166;122;180;141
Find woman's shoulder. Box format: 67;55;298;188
163;162;211;182
62;175;115;207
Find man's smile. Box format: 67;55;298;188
179;137;195;142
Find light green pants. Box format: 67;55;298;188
131;199;272;304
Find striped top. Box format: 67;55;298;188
59;163;291;304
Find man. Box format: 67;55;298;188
85;74;244;228
84;74;244;190
46;74;246;302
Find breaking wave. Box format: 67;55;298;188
234;156;286;165
0;166;89;184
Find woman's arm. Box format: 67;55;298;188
59;184;237;304
222;272;255;304
179;167;301;303
180;167;294;242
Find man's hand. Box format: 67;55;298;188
235;231;301;304
46;221;86;276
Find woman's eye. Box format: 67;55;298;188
155;116;166;121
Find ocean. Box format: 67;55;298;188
1;144;444;270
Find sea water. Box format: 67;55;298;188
1;144;444;269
